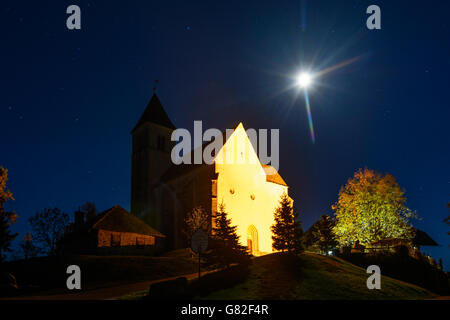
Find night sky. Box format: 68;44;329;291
1;1;449;268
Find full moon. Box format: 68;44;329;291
296;72;312;88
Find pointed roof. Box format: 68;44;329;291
132;93;175;133
91;205;165;238
161;122;289;187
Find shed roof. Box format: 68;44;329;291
92;205;165;238
262;164;288;186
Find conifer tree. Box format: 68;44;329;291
205;203;250;268
312;215;338;255
271;193;304;253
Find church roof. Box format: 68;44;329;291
91;205;165;238
132;93;175;132
262;164;288;186
160;125;288;187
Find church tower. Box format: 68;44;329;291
131;92;175;230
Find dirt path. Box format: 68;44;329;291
2;270;215;300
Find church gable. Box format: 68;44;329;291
212;123;289;255
213;123;264;171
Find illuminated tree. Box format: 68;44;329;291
271;193;303;253
205;203;250;268
0;166;18;263
332;168;416;246
184;206;210;239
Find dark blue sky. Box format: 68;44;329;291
1;1;449;268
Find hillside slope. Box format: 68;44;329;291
203;252;436;300
2;251;199;296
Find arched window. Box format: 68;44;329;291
247;225;259;255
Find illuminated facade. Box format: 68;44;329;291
131;94;291;254
213;123;289;255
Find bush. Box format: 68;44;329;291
188;264;250;297
145;264;251;299
147;277;188;299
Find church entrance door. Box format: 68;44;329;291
247;225;259;255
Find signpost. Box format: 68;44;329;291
191;229;208;280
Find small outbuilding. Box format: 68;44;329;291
61;205;165;255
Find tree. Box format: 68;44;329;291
332;168;416;247
305;215;338;255
0;166;18;263
271;193;303;253
20;232;37;260
184;206;210;240
29;207;70;256
205;203;250;268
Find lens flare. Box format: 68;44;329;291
303;89;315;144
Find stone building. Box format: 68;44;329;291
131;93;291;255
61;205;165;255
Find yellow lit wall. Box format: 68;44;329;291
214;123;289;255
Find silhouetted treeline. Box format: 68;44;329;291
338;248;450;295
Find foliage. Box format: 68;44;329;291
271;193;304;253
332;168;416;246
0;166;18;263
29;207;70;256
205;203;250;268
184;206;210;239
304;215;338;255
20;232;37;260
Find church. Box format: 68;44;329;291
130;93;292;255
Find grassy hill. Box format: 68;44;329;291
2;249;200;296
200;252;436;300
